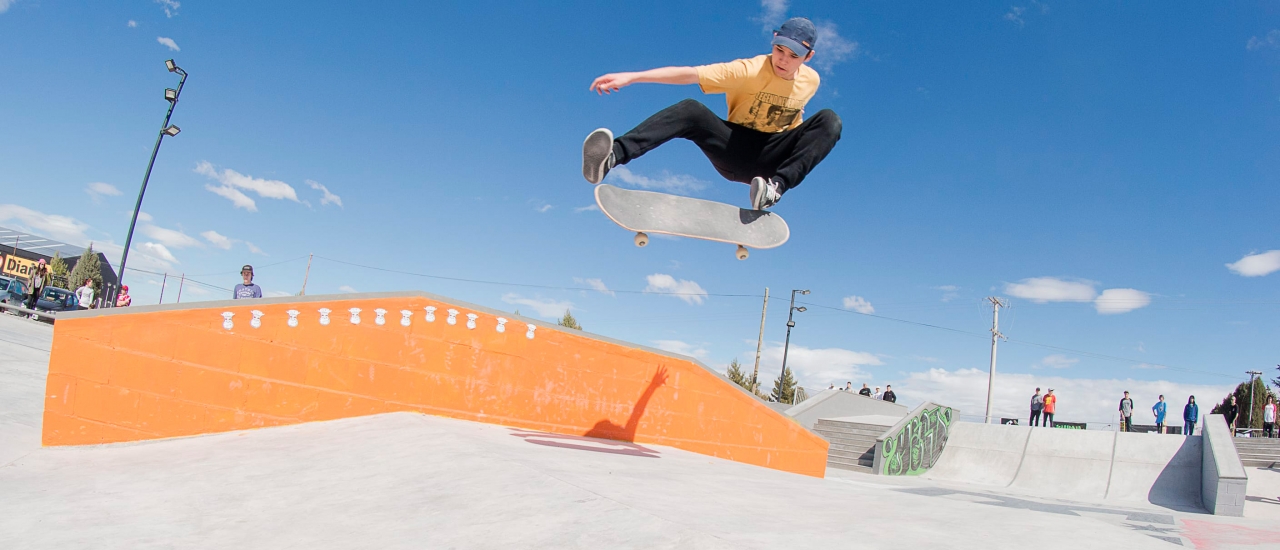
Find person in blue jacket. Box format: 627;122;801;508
1152;395;1167;434
1183;395;1199;437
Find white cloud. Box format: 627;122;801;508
306;180;343;207
204;184;256;211
841;295;874;314
140;242;177;264
245;241;265;255
1004;6;1026;26
338;285;358;293
574;204;600;213
264;290;292;298
85;182;122;202
573;277;615;297
644;273;708;305
753;342;883;390
1035;354;1078;369
811;21;859;71
1226;250;1280;277
897;367;1232;426
756;0;789;31
534;203;553;213
1004;276;1096;303
156;0;179;18
934;285;960;302
1247;30;1280;51
157;37;180;52
501;293;574;318
1132;363;1166;370
605;166;708;196
127;20;138;28
200;230;232;250
0;204;92;244
1094;288;1151;315
140;224;201;249
136;211;154;223
197;161;300;211
653;340;710;360
0;0;15;14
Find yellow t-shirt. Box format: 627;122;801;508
696;55;820;133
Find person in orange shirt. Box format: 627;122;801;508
1042;389;1057;428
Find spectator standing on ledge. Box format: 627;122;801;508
882;385;897;403
1030;388;1044;427
1263;396;1275;439
25;259;48;310
1043;389;1057;427
858;383;871;397
845;382;852;392
1223;395;1239;433
874;386;883;400
1183;396;1199;437
1152;395;1167;434
115;285;132;307
1119;391;1135;432
233;265;263;299
74;279;95;310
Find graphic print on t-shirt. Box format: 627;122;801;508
741;92;805;132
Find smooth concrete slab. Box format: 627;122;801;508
785;389;907;431
822;414;903;426
0;412;1198;549
1107;432;1201;508
1008;426;1116;500
1244;467;1280;520
925;422;1031;487
0;313;52;467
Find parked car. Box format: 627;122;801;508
28;286;79;322
0;276;29;313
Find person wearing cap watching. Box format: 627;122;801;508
1043;389;1057;428
233;265;263;300
116;285;132;307
583;17;841;211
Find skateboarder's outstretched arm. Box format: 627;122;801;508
590;66;699;95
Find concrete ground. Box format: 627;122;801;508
2;313;1278;549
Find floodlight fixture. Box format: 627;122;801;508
796;306;807;312
166;59;178;72
800;289;810;295
165;88;178;102
163;125;180;137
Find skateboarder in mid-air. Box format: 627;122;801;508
582;17;842;211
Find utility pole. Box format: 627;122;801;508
751;287;769;394
300;253;313;296
176;273;185;303
158;273;168;304
1247;370;1262;429
984;297;1007;424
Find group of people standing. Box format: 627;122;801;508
1029;388;1058;427
17;259;121;310
1116;392;1200;435
827;382;897;403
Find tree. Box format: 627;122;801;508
557;309;582;330
1210;377;1277;431
47;252;70;290
726;358;749;388
1273;364;1279;396
771;366;798;405
67;244;103;294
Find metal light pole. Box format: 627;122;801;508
1247;370;1262;430
984;297;1007;424
780;289;809;404
117;59;187;304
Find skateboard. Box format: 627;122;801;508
594;184;789;260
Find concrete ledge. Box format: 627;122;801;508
1201;414;1249;516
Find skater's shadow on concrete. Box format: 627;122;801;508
509;366;669;459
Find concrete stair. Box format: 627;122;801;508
813;418;891;473
1232;437;1280;468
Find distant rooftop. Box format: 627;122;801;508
0;226;89;259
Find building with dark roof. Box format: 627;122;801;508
0;226;120;302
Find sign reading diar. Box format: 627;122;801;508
1;254;38;280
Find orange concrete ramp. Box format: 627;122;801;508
42;292;828;476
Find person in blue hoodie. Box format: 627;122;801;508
1183;396;1199;437
1152;395;1167;434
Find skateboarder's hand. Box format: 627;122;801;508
590;72;635;95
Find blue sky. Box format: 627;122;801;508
1;0;1277;424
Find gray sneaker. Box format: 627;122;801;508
749;176;782;210
582;128;616;184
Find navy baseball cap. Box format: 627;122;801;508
772;17;817;56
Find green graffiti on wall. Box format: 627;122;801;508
880;405;954;476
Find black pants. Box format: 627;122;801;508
613;99;842;193
1044;413;1054;427
1030;410;1041;427
1266;422;1274;438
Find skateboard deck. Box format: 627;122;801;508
594;184;789;259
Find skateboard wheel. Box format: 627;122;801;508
635;232;648;247
736;245;749;260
